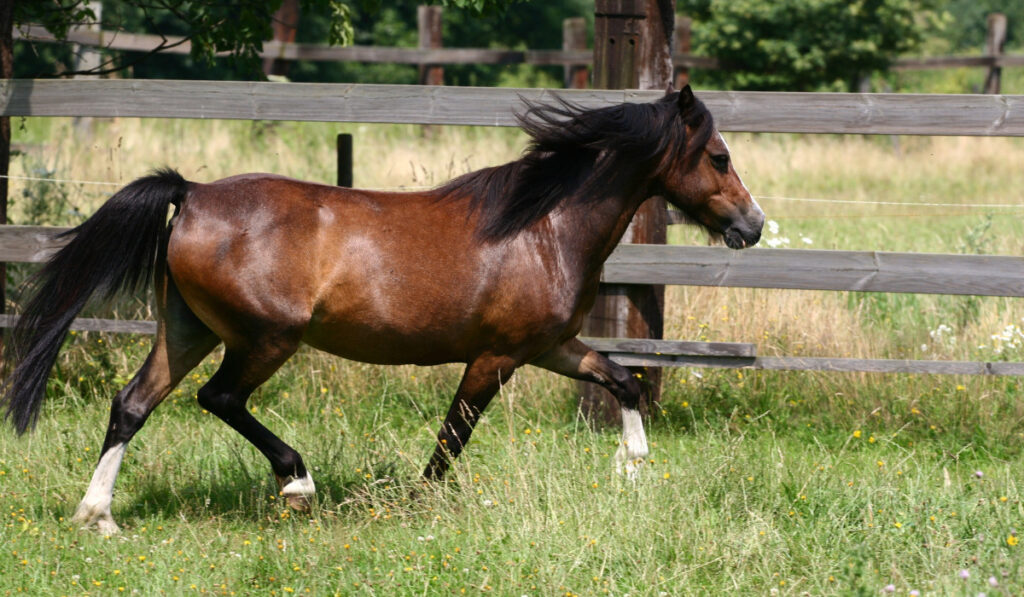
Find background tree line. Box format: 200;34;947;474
10;0;1024;91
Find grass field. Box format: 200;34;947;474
3;104;1024;595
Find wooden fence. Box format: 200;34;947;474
14;11;1023;91
4;79;1024;377
4;80;1023;136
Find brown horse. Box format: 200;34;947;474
2;86;762;532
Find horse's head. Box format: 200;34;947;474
654;86;764;249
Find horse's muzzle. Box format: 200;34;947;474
724;209;764;250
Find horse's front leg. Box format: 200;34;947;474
531;337;649;478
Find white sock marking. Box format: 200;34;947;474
614;408;649;479
281;473;316;497
72;443;126;531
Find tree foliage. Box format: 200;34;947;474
13;0;529;79
939;0;1022;50
679;0;942;91
287;0;589;86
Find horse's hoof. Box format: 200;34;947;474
71;504;121;534
276;473;316;512
614;445;649;481
285;494;312;512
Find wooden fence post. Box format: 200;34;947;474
984;13;1007;94
71;1;102;132
418;5;444;86
336;133;352;187
638;0;673;90
580;0;667;427
563;17;589;89
673;15;691;89
71;1;102;77
263;0;300;79
592;0;643;89
0;0;10;352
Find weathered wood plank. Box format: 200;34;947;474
892;56;998;70
4;305;1022;376
28;24;1024;71
5;228;1024;297
15;25;715;68
580;336;755;357
2;308;1019;377
0;314;156;334
0;80;615;127
602;245;1024;297
3;80;1024;136
0;226;68;262
702;90;1024;136
608;353;1024;376
892;55;1024;70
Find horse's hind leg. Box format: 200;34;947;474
195;339;315;511
72;306;218;533
531;338;649;477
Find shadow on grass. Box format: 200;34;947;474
116;456;425;527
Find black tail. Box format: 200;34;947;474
1;168;188;434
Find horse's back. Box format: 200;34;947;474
165;175;513;362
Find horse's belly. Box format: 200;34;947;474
300;317;469;366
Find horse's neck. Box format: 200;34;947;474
546;187;648;275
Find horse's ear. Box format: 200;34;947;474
665;82;675;95
678;84;695;111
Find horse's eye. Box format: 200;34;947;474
710;154;729;173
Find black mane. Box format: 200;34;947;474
437;90;714;241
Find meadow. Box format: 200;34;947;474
2;100;1024;596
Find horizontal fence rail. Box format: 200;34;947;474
13;24;717;70
0;314;156;335
893;55;1024;70
596;338;1024;376
602;245;1024;297
5;224;1024;376
6;227;1023;297
3;80;1024;136
17;25;1022;71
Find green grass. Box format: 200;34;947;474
4;110;1024;595
3;342;1024;595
